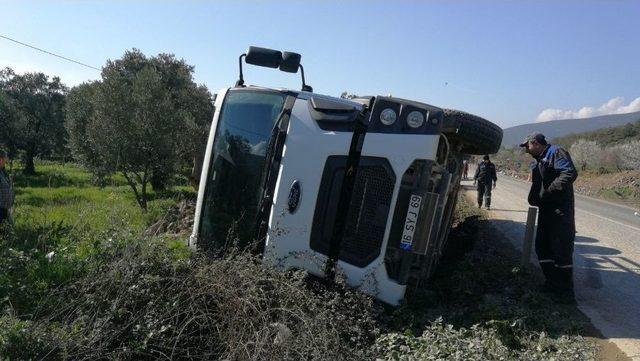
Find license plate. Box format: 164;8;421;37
400;194;422;250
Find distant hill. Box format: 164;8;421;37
502;111;640;147
552;120;640;149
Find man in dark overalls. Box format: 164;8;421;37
520;132;578;303
473;155;497;210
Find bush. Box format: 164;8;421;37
0;314;64;359
570;139;599;171
13;237;380;360
375;317;596;361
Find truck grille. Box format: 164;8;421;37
311;157;395;268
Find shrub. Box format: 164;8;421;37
21;238;380;360
616;140;640;170
570;139;599;171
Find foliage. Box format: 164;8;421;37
64;82;109;184
497;120;640;175
570;139;599;171
375;196;597;360
12;240;377;360
65;49;214;210
375;318;595;361
340;91;359;99
0;67;68;174
611;140;640;170
491;146;532;174
552;120;640;149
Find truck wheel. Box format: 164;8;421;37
442;109;503;155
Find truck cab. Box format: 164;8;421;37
191;47;502;305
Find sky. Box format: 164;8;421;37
1;0;639;128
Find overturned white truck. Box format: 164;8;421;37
190;47;503;305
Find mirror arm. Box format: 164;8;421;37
299;64;313;92
235;54;247;87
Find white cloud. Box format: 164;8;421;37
536;96;640;122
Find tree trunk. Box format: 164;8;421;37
190;152;204;190
122;171;148;212
150;168;167;192
23;152;36;175
141;180;148;211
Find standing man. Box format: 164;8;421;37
520;132;578;303
462;159;469;180
0;149;15;225
473;155;497;210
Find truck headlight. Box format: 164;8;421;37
406;111;425;128
380;108;397;125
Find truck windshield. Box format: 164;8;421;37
198;89;286;253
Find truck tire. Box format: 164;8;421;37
442;109;503;155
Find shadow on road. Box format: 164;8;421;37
483;218;640;344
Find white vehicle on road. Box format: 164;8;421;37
190;47;503;305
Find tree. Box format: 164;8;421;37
570;139;599;171
183;89;215;190
66;50;214;210
0;67;67;174
0;81;18;157
599;148;624;172
65;82;108;183
340;91;358;99
617;140;640;170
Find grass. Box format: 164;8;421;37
10;161;192;234
0;162;599;360
597;186;640;207
1;161;193;316
10;160;128;188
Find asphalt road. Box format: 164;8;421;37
462;174;640;360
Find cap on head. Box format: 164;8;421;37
483;155;490;160
519;132;547;147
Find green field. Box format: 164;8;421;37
10;161;191;232
1;162;191;314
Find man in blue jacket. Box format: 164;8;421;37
473;155;497;210
520;132;578;303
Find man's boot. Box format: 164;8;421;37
553;266;575;304
538;261;557;293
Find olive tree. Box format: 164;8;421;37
570;139;599;171
66;50;214;210
65;82;110;183
616;140;640;170
599;148;625;171
0;67;67;174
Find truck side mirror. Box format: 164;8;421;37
280;51;313;92
279;52;301;73
236;46;313;92
245;46;282;68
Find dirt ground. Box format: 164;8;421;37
585;331;632;361
573;170;640;208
